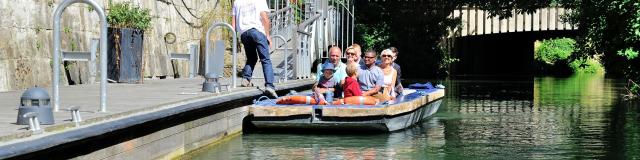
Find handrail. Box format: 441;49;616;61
205;22;238;88
53;0;108;112
297;13;322;35
271;35;288;82
269;6;292;18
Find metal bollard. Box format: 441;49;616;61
23;112;43;134
67;106;82;123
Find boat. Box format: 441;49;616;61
248;86;445;132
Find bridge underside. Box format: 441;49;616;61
451;30;577;76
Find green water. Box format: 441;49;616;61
186;74;640;159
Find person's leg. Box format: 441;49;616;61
253;30;275;89
241;30;258;82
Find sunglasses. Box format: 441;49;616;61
364;56;376;59
381;54;393;58
346;52;357;55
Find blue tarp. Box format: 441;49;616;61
408;82;434;89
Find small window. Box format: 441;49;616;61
42;99;50;105
21;99;31;106
32;99;39;106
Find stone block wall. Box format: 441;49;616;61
72;106;248;160
0;0;234;92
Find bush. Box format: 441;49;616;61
534;38;576;65
107;2;152;30
569;57;605;74
618;47;639;60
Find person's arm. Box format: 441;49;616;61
362;86;381;96
390;70;397;98
260;11;271;48
363;68;384;96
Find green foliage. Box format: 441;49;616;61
618;47;639;60
535;38;576;65
354;1;460;78
356;23;390;51
631;82;640;95
107;2;152;30
36;41;42;50
559;0;640;80
63;27;72;34
34;25;43;34
438;47;460;75
569;57;605;74
624;79;640;100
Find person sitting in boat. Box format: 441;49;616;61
343;62;362;98
358;50;390;102
316;46;347;82
378;49;398;100
346;44;365;67
312;62;342;104
389;47;403;96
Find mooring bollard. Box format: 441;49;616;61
67;106;82;123
23;112;42;134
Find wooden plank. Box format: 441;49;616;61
322;106;386;117
250;106;312;117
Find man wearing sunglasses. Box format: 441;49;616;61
358;50;389;101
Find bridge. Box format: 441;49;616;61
449;6;576;37
445;6;578;75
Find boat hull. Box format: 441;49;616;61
250;89;444;132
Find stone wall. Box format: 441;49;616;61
0;0;233;92
73;106;247;160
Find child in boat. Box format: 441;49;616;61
312;63;341;104
343;62;362;98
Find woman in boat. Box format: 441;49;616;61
378;49;398;99
389;47;403;96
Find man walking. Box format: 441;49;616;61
232;0;277;97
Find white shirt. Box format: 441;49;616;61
232;0;270;35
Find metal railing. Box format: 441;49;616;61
53;0;108;112
205;22;237;88
203;0;353;84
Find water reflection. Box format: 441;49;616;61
186;75;640;159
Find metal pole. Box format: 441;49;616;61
88;38;98;84
346;0;349;49
189;43;197;78
333;0;340;46
340;0;343;50
53;0;108;112
351;0;354;44
205;22;237;88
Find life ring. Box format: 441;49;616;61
335;96;379;105
276;95;328;105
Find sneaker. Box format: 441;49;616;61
264;87;278;98
241;79;254;87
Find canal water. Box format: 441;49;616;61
185;74;640;159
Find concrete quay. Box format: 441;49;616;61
0;77;314;159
